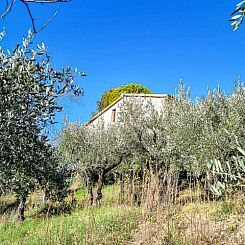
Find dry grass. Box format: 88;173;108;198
131;187;245;245
2;180;245;244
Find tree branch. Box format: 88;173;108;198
20;0;37;33
35;4;60;33
1;0;16;18
1;0;71;33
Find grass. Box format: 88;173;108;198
213;201;235;221
131;191;245;245
0;185;139;245
2;185;245;244
71;184;121;210
0;206;139;245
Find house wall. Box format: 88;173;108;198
123;96;166;112
89;99;123;127
88;95;167;128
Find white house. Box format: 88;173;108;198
85;93;170;127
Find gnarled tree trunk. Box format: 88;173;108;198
17;195;27;222
86;175;94;206
119;173;125;205
95;156;125;205
96;170;106;205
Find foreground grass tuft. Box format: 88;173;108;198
0;206;139;245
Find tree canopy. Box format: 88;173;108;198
0;32;83;220
97;83;153;112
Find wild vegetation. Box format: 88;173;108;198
58;82;245;244
1;50;245;243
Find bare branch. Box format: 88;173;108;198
1;0;71;33
36;4;60;33
21;0;37;33
23;0;71;3
1;0;16;18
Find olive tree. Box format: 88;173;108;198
59;122;131;205
59;123;97;205
118;98;167;173
0;31;83;220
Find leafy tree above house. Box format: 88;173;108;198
97;83;153;112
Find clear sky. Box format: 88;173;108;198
1;1;245;134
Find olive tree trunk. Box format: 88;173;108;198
17;195;27;221
87;176;94;206
96;170;106;205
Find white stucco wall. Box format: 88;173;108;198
89;100;122;127
88;94;168;128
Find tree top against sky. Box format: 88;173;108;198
1;1;245;129
97;83;153;112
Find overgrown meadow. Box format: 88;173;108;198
1;34;245;243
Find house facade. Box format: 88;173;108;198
86;93;169;127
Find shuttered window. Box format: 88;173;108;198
111;109;116;123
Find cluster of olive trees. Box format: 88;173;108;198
60;83;245;204
118;83;245;197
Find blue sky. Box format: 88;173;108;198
1;1;245;133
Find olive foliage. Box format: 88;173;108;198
60;82;245;204
230;1;245;30
0;31;82;219
59;122;130;204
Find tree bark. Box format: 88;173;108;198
87;176;94;206
88;185;93;206
17;195;27;222
96;170;106;205
119;173;125;205
95;156;126;205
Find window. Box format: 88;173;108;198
111;109;116;123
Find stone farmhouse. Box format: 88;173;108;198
85;93;170;127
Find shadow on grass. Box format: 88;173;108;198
0;198;18;214
29;202;73;219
